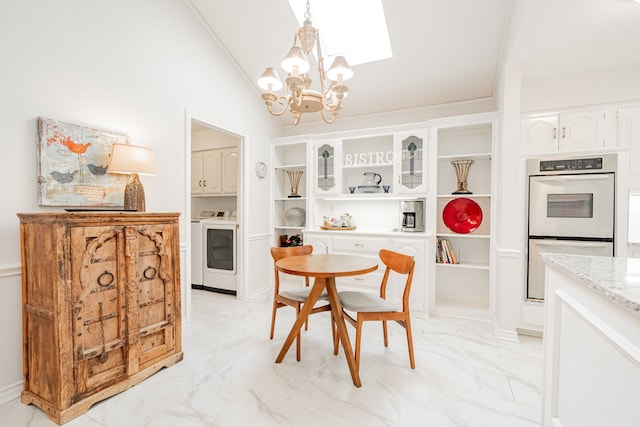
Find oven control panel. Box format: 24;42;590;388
539;157;603;172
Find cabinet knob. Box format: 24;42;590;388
553;128;557;139
203;180;207;187
355;243;364;248
562;126;566;139
199;180;202;187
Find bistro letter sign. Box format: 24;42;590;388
344;151;393;166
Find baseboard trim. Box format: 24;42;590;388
0;381;22;405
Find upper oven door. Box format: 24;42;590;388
528;172;614;239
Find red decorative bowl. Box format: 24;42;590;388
442;198;483;234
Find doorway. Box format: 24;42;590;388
185;114;243;320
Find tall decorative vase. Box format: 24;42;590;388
286;170;304;198
451;159;475;194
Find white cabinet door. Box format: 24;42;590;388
521;115;559;154
619;106;640;189
391;238;426;313
314;140;340;195
202;150;222;195
303;232;331;254
191;152;205;194
221;148;238;194
393;129;429;194
559;110;605;152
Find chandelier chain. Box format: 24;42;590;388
304;0;311;21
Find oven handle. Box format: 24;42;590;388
532;240;610;248
532;174;612;182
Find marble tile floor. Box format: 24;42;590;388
0;290;543;427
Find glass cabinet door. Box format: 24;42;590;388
315;141;339;194
395;131;427;193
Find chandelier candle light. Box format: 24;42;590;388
451;159;475;195
257;0;354;125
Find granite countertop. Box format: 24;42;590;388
541;253;640;318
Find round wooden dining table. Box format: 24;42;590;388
274;253;378;387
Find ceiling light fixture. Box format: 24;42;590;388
257;0;354;126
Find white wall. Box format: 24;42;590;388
521;63;640;113
0;0;279;401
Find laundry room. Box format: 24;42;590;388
190;120;240;295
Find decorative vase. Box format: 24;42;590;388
451;159;475;194
286;170;304;198
284;207;306;227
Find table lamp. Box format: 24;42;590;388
107;143;157;212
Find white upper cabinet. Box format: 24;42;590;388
521;109;607;155
191;148;237;196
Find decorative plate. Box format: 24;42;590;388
442;198;483;234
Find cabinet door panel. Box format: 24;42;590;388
136;226;176;366
222;148;238;194
521;115;558;154
203;150;222;194
71;226;127;397
191;152;204;193
560;110;604;151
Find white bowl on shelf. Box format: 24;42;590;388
357;185;381;193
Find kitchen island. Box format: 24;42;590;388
540;254;640;427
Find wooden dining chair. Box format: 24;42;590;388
269;245;332;361
336;249;416;370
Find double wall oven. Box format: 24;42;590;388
527;155;616;300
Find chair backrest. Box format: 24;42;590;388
270;245;314;290
379;249;415;310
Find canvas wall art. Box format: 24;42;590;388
37;117;129;207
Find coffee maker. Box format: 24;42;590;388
401;200;424;232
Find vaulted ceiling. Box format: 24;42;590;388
187;0;640;127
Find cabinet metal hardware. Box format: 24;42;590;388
553;128;557;139
97;270;114;287
562;127;566;139
143;266;157;280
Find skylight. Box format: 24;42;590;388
287;0;392;67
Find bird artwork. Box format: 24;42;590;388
86;163;108;176
38;117;130;207
61;138;92;179
50;170;79;187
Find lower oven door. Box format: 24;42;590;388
528;172;614;239
527;238;614;300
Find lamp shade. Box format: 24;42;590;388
281;46;310;74
108;143;157;175
327;56;354;82
257;67;283;91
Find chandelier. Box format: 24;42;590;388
257;0;354;126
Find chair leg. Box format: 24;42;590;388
382;320;389;347
269;299;278;340
331;312;338;355
331;314;340;356
295;303;302;362
355;318;363;372
404;316;415;369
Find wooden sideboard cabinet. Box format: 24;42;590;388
17;212;183;425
